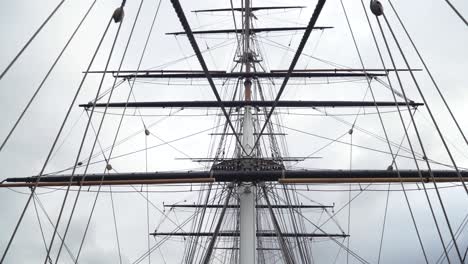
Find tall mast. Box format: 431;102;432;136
239;0;256;263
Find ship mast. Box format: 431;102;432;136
239;0;256;263
2;0;468;263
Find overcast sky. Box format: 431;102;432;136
0;0;467;263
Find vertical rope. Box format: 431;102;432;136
51;2;136;262
34;194;77;263
145;131;151;264
347;131;353;264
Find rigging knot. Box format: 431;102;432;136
370;0;384;16
106;163;113;171
112;7;125;23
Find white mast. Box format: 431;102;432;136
239;0;256;263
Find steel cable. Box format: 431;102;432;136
0;1;96;152
360;2;454;262
0;1;66;80
376;10;464;261
340;1;431;261
0;13;113;264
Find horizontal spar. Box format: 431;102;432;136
164;204;333;209
79;100;423;109
166;26;332;35
110;72;385;79
193;6;306;13
2;170;466;187
270;68;422;73
149;231;348;238
85;68;412;75
0;178;215;188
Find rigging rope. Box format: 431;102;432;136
0;1;66;81
376;183;390;264
346;131;353;264
48;7;131;262
340;1;429;262
110;186;124;264
270;190;370;264
377;109;416;262
382;10;468;195
366;2;467;261
361;2;457;261
387;0;468;149
32;194;53;264
63;2;151;262
145;118;152;264
33;194;77;262
378;12;464;262
0;11;114;264
436;212;468;264
442;0;468;26
251;0;326;155
0;1;96;152
50;15;125;264
274;122;457;169
363;1;466;262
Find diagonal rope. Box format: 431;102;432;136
68;1;162;257
0;1;66;80
382;12;468;194
49;16;124;264
364;1;457;261
0;0;96;152
340;1;430;262
387;0;468;151
0;13;114;264
376;182;391;263
32;194;53;264
50;6;130;260
378;13;464;262
33;194;77;263
270;190;370;264
169;0;248;156
436;212;468;264
61;2;151;262
377;108;416;263
145;131;151;264
251;0;326;156
442;0;468;26
110;186;123;264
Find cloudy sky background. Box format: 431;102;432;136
0;0;467;263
